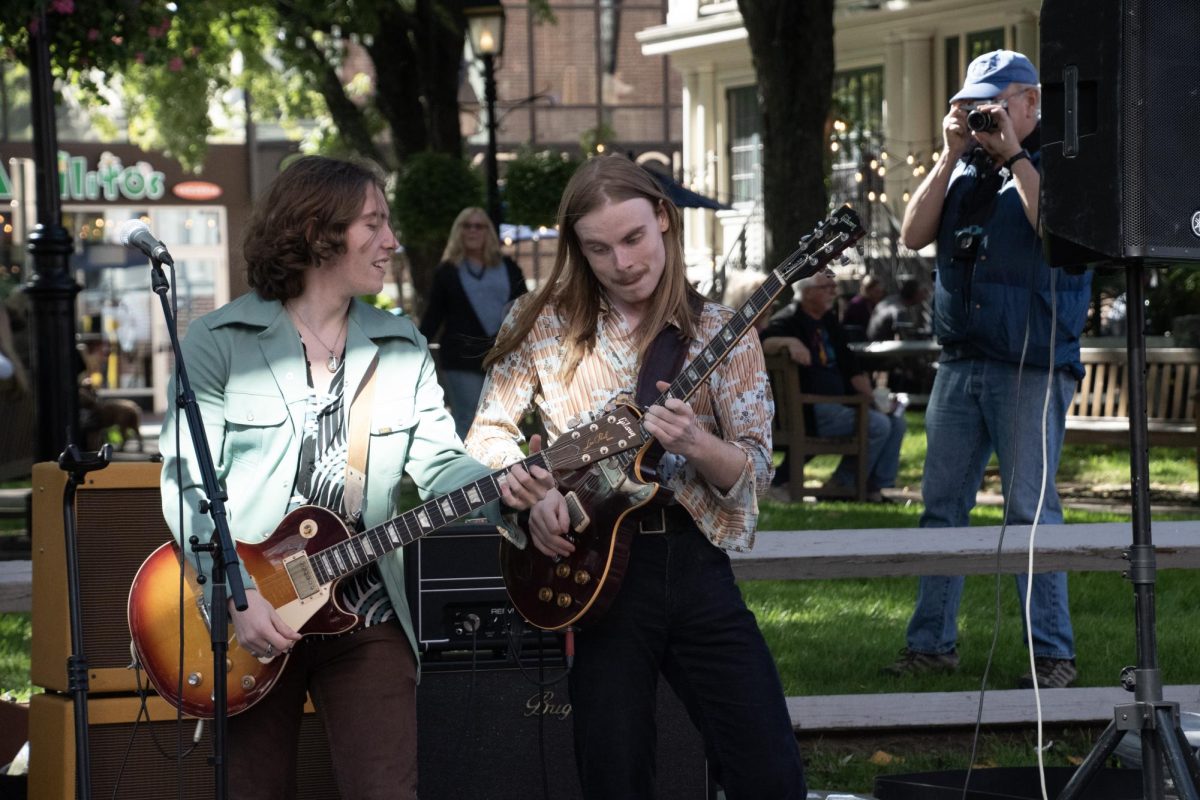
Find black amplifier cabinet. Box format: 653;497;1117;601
405;520;556;663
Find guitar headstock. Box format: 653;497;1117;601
541;406;646;472
777;205;866;286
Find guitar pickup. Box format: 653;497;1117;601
283;552;321;600
564;491;591;533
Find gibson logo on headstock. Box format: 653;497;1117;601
524;690;572;721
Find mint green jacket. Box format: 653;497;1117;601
160;292;500;660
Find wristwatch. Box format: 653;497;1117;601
1001;149;1031;174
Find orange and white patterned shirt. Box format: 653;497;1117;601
465;294;774;552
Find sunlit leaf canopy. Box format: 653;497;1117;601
0;0;552;172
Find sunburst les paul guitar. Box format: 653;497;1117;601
126;412;645;718
500;205;866;632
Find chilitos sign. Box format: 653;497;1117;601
58;150;167;201
0;150;168;202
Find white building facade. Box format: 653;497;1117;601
637;0;1041;276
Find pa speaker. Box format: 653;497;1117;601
1040;0;1200;266
28;692;340;799
416;662;712;800
31;460;172;694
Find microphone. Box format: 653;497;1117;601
118;219;175;266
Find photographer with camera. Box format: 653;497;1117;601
883;50;1092;689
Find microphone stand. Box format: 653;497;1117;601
1057;260;1200;800
151;254;248;800
59;442;112;800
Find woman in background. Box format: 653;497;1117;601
419;207;527;438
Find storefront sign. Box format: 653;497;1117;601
59;151;167;201
172;180;223;201
0;150;168;202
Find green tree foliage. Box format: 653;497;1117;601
503;148;580;229
0;0;550;292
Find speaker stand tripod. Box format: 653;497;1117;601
1057;260;1200;800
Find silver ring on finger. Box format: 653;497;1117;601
265;643;275;658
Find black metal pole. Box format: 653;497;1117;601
25;7;81;462
482;53;502;231
59;445;111;800
151;259;248;800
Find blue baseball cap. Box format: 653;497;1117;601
950;50;1039;102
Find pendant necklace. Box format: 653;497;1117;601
291;305;349;372
463;257;486;281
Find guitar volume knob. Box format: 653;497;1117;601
538;587;553;603
187;672;203;687
241;675;256;690
555;564;571;578
556;593;572;608
574;570;590;585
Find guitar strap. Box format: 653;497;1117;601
633;293;702;472
343;352;379;522
635;323;691;408
634;292;703;407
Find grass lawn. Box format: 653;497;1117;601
750;413;1199;791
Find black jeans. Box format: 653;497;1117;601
568;523;806;799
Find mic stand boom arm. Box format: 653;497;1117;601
151;257;248;800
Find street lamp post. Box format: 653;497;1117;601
465;2;506;231
26;8;81;462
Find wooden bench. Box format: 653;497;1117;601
1067;347;1200;484
764;351;870;502
730;521;1200;731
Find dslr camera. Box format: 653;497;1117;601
960;98;1008;133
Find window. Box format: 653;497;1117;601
945;28;1007;103
830;66;884;166
727;85;762;205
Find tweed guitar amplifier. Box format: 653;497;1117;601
28;692;339;799
31;460;174;694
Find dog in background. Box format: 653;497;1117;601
79;379;144;452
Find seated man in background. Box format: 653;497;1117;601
840;273;884;341
762;270;906;502
867;278;929;341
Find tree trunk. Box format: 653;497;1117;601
371;4;432;162
737;0;836;271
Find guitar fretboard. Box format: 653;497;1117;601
305;451;551;584
651;223;855;410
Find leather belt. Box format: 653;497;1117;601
637;504;695;534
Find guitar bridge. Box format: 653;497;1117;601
564;491;591;533
283;552;321;600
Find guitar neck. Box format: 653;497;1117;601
305;451;550;585
652;240;823;409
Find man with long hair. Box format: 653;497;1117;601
466;155;805;798
160;156;551;798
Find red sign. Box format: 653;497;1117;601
172;181;223;201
